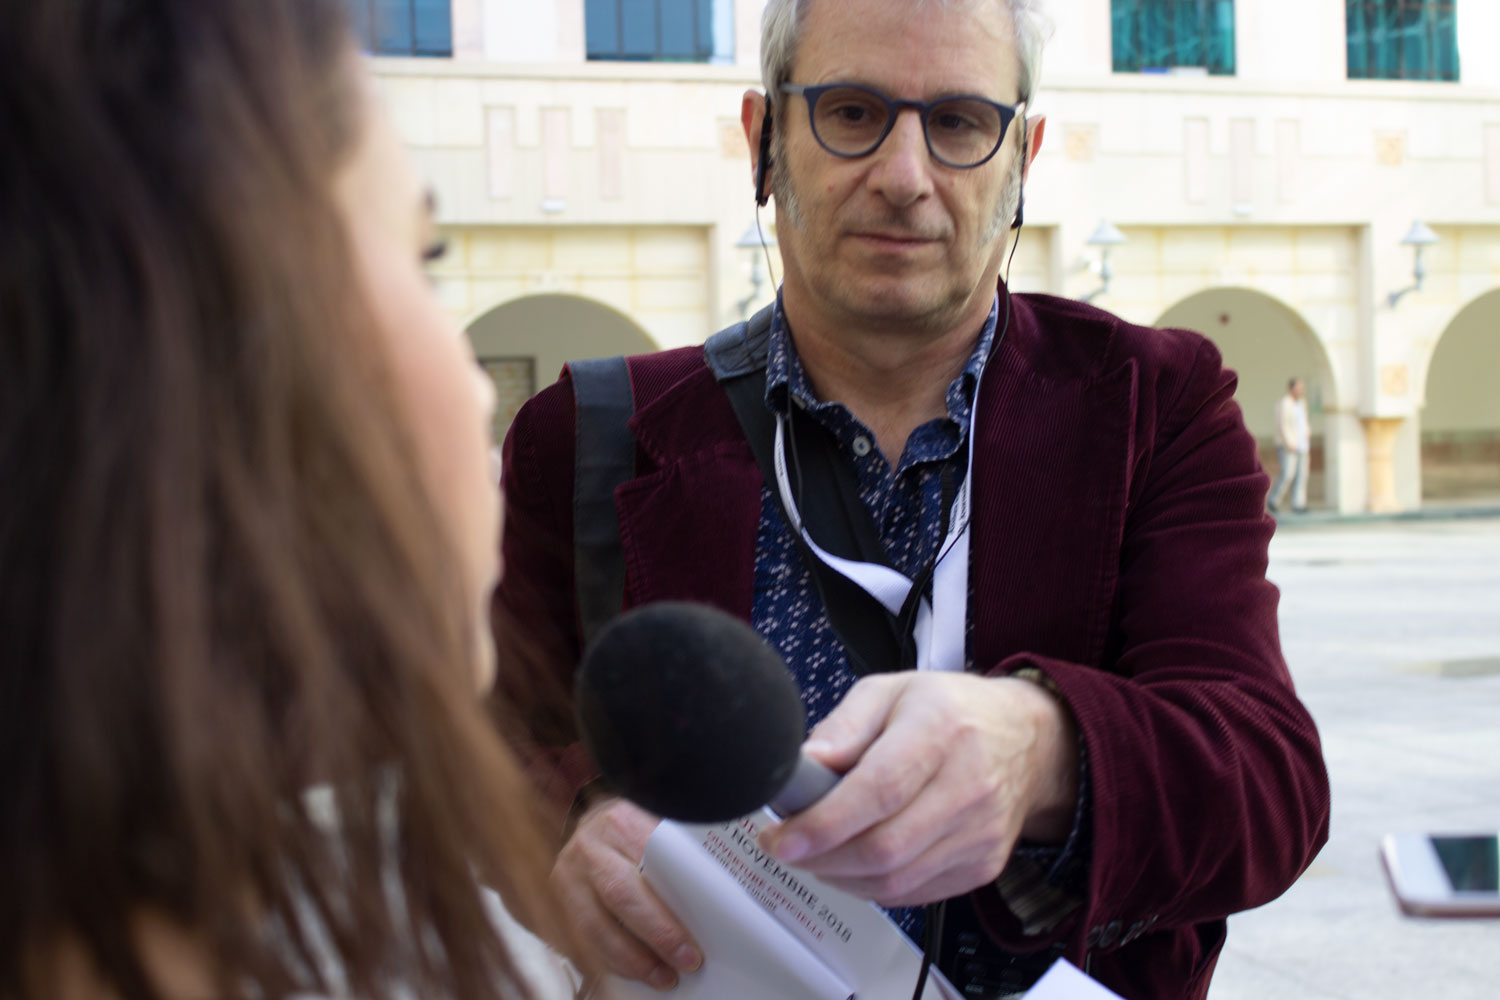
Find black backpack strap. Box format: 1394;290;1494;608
706;308;909;675
703;303;776;379
567;355;636;649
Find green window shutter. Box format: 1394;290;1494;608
1111;0;1236;76
1346;1;1459;82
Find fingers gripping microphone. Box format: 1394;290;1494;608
575;601;839;823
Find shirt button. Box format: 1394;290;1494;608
852;436;873;456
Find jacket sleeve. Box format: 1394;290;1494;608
977;337;1330;971
491;373;598;832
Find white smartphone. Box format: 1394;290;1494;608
1380;832;1500;918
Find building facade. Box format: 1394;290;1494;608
367;0;1500;512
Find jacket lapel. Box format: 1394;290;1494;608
614;364;764;619
971;296;1138;673
607;294;1141;675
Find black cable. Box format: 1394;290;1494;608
909;899;948;1000
893;463;953;669
784;404;808;524
755;201;779;290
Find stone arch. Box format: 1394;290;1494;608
466;294;658;445
1156;287;1341;509
1419;289;1500;502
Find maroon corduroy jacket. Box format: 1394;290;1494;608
495;290;1330;1000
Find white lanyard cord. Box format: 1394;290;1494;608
771;379;981;673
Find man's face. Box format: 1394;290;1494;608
769;0;1026;336
1291;380;1306;400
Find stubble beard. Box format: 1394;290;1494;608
987;154;1023;245
769;131;1022;327
769;129;805;231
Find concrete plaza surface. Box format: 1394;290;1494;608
1207;516;1500;1000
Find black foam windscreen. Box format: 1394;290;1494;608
575;601;806;823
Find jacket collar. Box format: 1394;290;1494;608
619;287;1139;671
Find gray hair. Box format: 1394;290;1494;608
765;0;1045;238
759;0;1052;105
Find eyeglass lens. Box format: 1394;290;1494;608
810;86;1006;167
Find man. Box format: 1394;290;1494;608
1269;376;1311;513
495;0;1329;996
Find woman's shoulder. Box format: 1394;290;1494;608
482;888;583;1000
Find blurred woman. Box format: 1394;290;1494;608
0;2;577;997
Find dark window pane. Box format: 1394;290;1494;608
659;0;695;58
1144;3;1165;67
1111;0;1138;72
586;0;620;57
1403;4;1427;78
620;0;656;57
586;0;722;61
1208;0;1234;72
373;0;413;54
1434;7;1459;79
1173;1;1199;67
413;0;452;55
698;0;715;56
1347;2;1367;77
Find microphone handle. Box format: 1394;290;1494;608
767;754;840;817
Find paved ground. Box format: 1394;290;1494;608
1207;516;1500;1000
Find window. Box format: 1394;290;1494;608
347;0;452;58
1111;0;1236;76
586;0;735;63
1347;1;1459;81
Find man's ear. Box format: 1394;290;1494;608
1021;115;1046;184
741;89;769;189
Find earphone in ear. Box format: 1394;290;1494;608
754;97;774;207
1011;128;1028;231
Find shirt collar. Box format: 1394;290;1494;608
763;291;1000;432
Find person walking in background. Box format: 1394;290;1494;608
1270;377;1311;513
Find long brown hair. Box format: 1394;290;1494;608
0;2;574;998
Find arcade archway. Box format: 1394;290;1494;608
467;294;658;445
1157;288;1340;509
1421;290;1500;502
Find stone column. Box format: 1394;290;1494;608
1362;416;1405;513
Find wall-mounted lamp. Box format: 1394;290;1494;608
1386;220;1439;309
1081;219;1126;303
734;220;778;319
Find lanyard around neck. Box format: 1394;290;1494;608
771;379;981;674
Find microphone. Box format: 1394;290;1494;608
575;601;839;823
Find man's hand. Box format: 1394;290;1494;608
552;798;703;990
757;672;1079;908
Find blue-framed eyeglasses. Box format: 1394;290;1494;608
778;82;1020;169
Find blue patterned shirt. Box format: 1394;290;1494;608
750;296;996;728
749;295;995;939
743;294;1090;959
